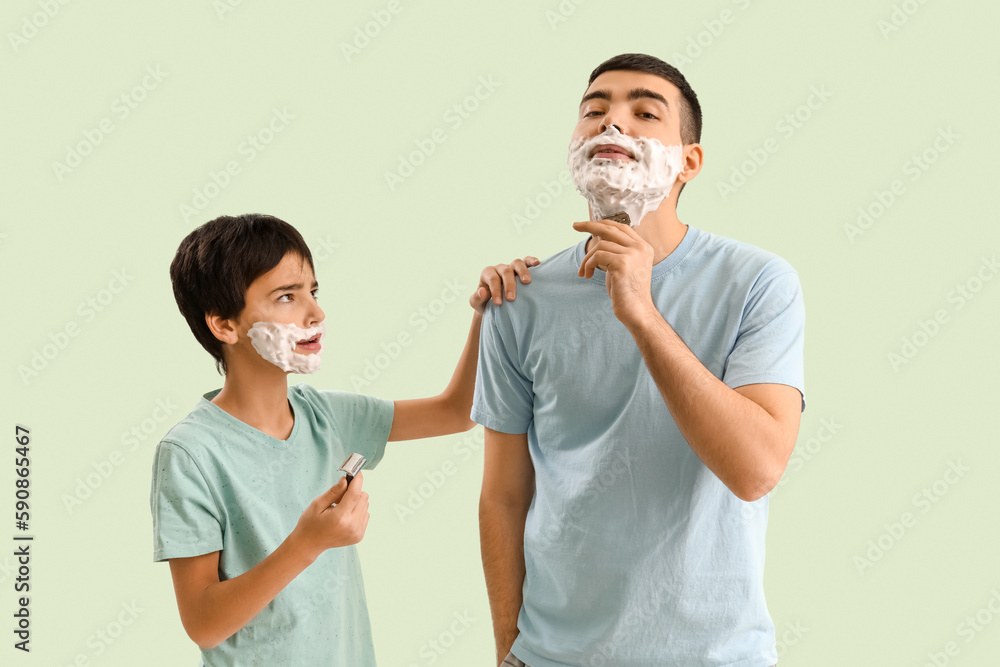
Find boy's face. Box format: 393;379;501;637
572;69;685;151
218;252;325;372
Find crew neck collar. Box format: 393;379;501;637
574;225;699;285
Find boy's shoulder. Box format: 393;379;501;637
155;395;230;460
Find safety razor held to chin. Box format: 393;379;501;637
606;211;631;225
339;453;366;484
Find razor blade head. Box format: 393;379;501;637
339;453;366;480
606;211;631;225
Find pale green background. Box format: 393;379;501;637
2;0;998;665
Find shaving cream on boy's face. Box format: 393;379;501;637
568;126;685;227
247;321;325;374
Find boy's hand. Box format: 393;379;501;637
291;473;370;562
471;256;540;314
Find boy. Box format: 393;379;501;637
151;213;534;665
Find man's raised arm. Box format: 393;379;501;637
479;427;534;666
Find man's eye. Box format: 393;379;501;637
638;112;658;120
311;289;320;300
278;294;292;302
584;109;605;118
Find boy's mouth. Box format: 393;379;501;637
296;334;322;351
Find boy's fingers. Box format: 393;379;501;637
316;477;349;507
498;264;518;300
510;258;533;285
482;268;504;305
340;472;365;508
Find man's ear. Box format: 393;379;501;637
677;143;703;185
205;312;240;345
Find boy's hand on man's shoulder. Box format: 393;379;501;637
471;256;540;314
290;473;370;562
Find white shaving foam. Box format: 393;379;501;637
247;321;325;374
568;126;684;227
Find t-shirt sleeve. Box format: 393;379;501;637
315;389;394;469
722;262;806;410
150;440;224;562
471;304;534;434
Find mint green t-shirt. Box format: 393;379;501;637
150;383;394;666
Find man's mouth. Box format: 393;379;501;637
590;144;635;161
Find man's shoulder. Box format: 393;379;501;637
529;242;584;281
689;228;797;280
512;241;588;300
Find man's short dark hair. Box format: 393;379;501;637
170;214;314;374
588;53;702;146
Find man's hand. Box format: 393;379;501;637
289;473;370;563
573;219;656;325
471;257;541;314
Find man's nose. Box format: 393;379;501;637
599;113;625;135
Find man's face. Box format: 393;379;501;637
572;69;685;157
234;252;325;358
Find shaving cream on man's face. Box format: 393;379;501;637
568;126;684;227
247;321;325;374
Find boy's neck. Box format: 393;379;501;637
211;364;295;441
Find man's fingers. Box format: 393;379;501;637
578;240;628;277
573;219;635;245
578;249;621;279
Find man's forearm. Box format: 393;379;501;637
480;498;527;664
624;307;792;501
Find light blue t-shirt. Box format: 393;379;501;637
150;383;394;666
471;227;805;667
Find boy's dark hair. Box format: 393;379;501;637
588;53;703;146
170;214;314;374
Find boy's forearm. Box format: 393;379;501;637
440;310;483;423
179;536;314;649
388;311;481;441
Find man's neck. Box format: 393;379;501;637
586;201;688;264
634;208;688;264
211;362;294;440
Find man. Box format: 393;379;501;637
472;54;805;667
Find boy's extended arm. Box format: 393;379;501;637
168;475;369;650
479;428;534;665
388;257;538;442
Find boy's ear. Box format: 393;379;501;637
205;312;240;345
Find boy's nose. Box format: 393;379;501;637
309;303;325;327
